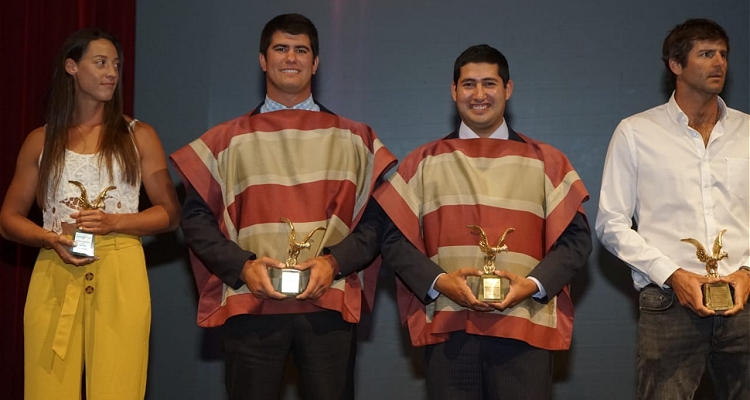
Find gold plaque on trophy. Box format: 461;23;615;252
681;229;733;312
467;225;515;302
269;218;326;295
68;181;116;258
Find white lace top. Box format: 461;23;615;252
42;121;142;234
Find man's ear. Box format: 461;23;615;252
505;79;514;100
311;56;319;75
668;58;683;76
259;53;268;72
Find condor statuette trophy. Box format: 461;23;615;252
467;225;515;302
68;181;116;258
681;229;733;312
270;218;326;295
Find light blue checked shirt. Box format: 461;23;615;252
259;95;320;114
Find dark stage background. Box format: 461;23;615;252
2;1;748;399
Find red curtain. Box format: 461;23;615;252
0;1;135;398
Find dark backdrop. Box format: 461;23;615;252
133;2;748;399
1;1;747;399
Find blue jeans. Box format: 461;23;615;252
638;285;750;400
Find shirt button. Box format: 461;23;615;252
85;286;94;294
85;272;94;281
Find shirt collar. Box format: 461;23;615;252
260;94;320;113
457;119;509;140
667;92;729;126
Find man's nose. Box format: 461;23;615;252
474;84;486;98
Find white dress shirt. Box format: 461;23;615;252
596;94;750;290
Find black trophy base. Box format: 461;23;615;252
269;268;310;295
703;282;734;312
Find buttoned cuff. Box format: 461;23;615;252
426;273;444;300
527;276;546;300
649;257;681;288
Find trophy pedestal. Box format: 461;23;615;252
269;268;310;295
475;274;506;302
70;230;95;258
703;282;734;312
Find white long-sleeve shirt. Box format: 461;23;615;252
596;94;749;290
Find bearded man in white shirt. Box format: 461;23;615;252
596;18;750;400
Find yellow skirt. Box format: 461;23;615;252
24;234;151;400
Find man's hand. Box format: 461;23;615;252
720;268;750;316
666;268;716;317
241;257;287;300
294;256;336;300
435;268;493;312
488;270;539;312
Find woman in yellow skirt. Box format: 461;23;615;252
0;29;179;400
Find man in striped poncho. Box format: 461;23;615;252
317;44;591;399
171;14;396;400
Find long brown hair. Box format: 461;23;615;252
36;29;139;208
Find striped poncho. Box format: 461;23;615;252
375;134;588;350
171;110;396;327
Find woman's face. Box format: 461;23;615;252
66;38;119;104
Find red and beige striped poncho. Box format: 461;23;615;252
374;134;588;350
171;110;396;327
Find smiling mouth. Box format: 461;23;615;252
280;69;300;74
470;104;490;110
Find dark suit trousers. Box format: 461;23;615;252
424;331;552;400
222;311;356;400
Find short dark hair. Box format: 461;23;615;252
259;13;319;58
662;18;729;86
453;45;510;86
